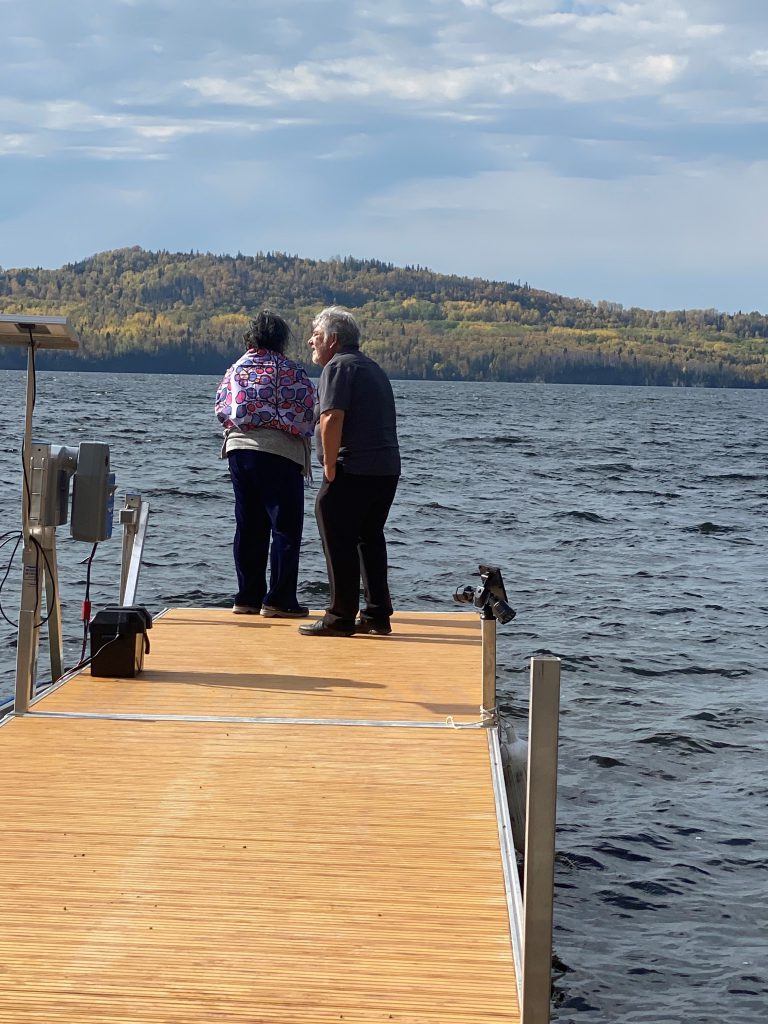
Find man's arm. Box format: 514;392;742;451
319;409;345;481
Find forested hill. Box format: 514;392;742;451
1;246;767;387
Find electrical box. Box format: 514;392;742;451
44;445;79;527
71;442;116;542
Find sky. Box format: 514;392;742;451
1;0;768;313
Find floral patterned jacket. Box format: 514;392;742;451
215;348;316;439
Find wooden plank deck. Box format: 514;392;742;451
0;609;520;1023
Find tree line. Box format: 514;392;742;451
0;246;766;387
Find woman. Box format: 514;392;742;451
215;310;315;617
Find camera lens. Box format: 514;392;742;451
490;598;516;624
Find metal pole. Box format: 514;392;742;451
14;380;43;713
119;494;141;604
121;498;149;607
521;655;561;1024
480;611;497;720
21;341;34;536
42;529;63;682
15;444;63;704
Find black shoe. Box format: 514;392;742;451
298;619;355;637
261;605;309;618
354;618;392;636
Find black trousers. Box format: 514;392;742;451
315;467;399;631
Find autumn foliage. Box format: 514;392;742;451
1;247;766;387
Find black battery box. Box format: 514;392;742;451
89;606;152;678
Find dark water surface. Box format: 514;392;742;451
1;370;766;1023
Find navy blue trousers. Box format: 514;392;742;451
228;450;304;610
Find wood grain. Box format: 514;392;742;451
0;610;520;1022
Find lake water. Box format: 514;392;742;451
0;369;766;1023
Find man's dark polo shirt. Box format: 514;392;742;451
317;347;401;476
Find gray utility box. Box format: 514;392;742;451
71;442;116;542
89;606;152;678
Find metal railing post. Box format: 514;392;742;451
480;611;497;720
119;495;149;607
119;494;140;604
521;655;561;1024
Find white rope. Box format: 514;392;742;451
446;707;496;729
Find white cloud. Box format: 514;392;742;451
0;133;32;155
133;125;196;141
41;101;127;132
62;145;168;160
355;156;768;309
634;54;687;84
184;49;691;111
685;23;724;39
496;0;720;35
182;76;271;106
1;0;768;310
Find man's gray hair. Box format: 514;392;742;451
313;306;360;349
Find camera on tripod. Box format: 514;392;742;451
454;563;516;624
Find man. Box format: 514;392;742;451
299;306;400;637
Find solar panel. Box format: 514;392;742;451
0;314;80;350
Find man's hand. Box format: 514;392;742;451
319;409;344;483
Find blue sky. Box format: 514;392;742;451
1;0;767;312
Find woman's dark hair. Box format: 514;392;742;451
243;310;290;353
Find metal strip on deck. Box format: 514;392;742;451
34;609;485;724
0;609;520;1023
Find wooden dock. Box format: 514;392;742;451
0;608;522;1023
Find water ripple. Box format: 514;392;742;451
0;373;765;1024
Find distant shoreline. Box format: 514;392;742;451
3;248;767;388
0;352;764;389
